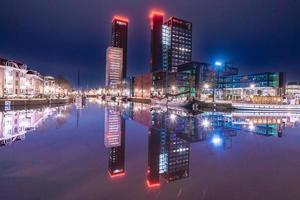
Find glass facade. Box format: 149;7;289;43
218;72;282;89
165;17;192;72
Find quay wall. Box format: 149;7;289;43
0;98;72;107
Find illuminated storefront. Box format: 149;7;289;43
217;72;285;102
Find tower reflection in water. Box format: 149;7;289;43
103;102;293;188
0;105;71;146
104;107;125;178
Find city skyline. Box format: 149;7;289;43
0;0;299;87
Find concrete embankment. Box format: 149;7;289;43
193;100;234;111
0;98;73;109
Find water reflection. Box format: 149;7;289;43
101;101;297;188
0;105;71;146
104;107;126;177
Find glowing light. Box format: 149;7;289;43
149;10;165;18
170;113;177;121
250;84;255;89
171;85;176;91
211;135;223;146
108;171;125;178
202;119;210;128
249;123;255;131
204;83;210;89
215;61;222;66
112;15;129;23
146;180;160;188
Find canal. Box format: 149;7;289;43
1;99;300;200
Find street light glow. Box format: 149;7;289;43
204;83;210;89
215;61;222;66
249;122;255;131
170;113;177;121
202;119;210;128
211;135;223;146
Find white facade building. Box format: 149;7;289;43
105;47;123;87
0;58;65;98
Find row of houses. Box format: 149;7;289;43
0;58;67;98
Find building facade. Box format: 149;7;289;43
104;108;126;177
0;58;67;98
111;16;128;79
26;70;44;97
133;73;152;99
217;72;285;102
150;11;164;72
105;47;123;87
164;17;192;72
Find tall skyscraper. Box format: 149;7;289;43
165;17;192;72
147;127;161;187
105;47;123;86
149;12;192;73
111;16;128;79
104;108;122;147
104;108;126;177
150;11;164;72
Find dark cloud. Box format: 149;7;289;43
0;0;299;87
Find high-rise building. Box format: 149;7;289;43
150;11;164;72
111;16;128;79
164;17;192;72
105;47;123;86
104;108;122;147
104;108;126;177
160;129;190;182
149;12;192;72
147;127;161;187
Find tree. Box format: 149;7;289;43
55;75;72;91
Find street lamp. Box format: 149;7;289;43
213;61;224;102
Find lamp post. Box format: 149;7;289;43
213;61;223;102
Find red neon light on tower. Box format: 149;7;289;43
112;15;129;23
146;180;160;188
149;10;165;18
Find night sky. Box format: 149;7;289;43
0;0;299;88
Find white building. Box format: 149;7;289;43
105;47;123;87
0;58;65;98
104;108;122;148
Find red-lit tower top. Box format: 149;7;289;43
112;15;129;23
149;9;165;72
111;15;128;79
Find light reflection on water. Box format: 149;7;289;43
101;100;291;187
0;105;72;146
1;99;300;199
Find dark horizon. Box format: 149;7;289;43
0;0;299;88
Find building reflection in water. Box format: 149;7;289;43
0;105;71;146
104;107;126;178
102;102;298;188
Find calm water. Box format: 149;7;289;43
1;99;300;200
